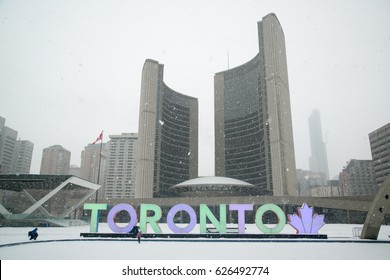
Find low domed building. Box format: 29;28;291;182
170;176;256;197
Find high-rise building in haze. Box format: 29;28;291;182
0;117;17;174
308;109;329;179
11;140;34;174
40;145;71;175
0;116;34;174
105;133;137;199
80;143;108;197
135;59;198;198
214;13;297;196
369;122;390;187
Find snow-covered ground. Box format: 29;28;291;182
1;223;390;260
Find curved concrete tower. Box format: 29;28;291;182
214;14;297;196
135;59;198;198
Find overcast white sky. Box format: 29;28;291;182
1;0;389;178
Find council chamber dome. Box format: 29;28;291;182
170;176;256;197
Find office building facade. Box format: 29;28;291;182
135;59;198;198
0;116;34;174
369;123;390;186
105;133;137;199
40;145;71;175
214;13;297;196
339;159;377;196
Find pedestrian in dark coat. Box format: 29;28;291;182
129;225;142;243
28;228;38;240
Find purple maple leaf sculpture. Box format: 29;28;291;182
288;203;325;234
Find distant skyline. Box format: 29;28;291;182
1;0;389;179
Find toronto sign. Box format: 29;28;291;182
84;202;325;235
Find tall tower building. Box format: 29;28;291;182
11;140;34;174
105;133;137;199
369;123;390;187
40;145;71;175
214;14;297;196
135;59;198;198
308;109;329;179
0;116;18;174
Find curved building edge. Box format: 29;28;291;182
214;13;297;196
135;59;198;199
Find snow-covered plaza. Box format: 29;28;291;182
1;223;390;260
1;223;389;280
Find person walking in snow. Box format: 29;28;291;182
129;225;142;243
28;228;38;240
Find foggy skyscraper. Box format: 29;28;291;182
308;109;329;179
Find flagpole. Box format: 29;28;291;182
95;130;103;203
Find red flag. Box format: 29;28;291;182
92;132;103;144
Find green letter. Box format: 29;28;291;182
255;204;286;234
139;204;162;233
200;204;226;233
83;203;108;233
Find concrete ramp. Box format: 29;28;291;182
361;176;390;239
